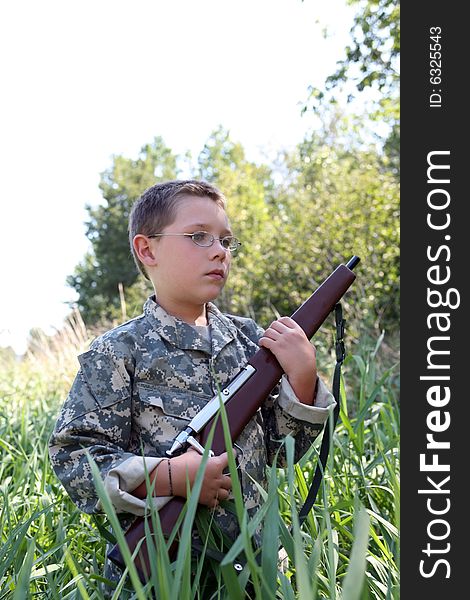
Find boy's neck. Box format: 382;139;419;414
155;296;208;326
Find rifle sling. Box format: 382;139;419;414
298;302;344;525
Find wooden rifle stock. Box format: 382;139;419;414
108;257;359;579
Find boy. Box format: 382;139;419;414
49;179;335;590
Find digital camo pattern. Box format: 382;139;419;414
49;296;325;583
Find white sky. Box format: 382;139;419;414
0;0;355;355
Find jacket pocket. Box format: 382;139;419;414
134;382;212;455
136;382;211;421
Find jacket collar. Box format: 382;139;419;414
143;296;238;357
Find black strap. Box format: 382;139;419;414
192;540;245;571
298;302;345;526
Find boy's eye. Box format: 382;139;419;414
192;231;211;245
188;231;240;252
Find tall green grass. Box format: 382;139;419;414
0;320;399;598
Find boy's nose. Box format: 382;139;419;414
211;239;229;257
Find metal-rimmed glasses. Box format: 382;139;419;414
147;231;242;253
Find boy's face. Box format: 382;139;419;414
149;195;232;313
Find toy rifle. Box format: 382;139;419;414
108;256;360;580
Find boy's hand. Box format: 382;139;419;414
171;448;234;508
258;316;318;405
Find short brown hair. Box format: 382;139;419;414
129;179;226;279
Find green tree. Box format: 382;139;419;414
281;133;399;335
0;345;17;364
324;0;399;95
67;137;179;324
303;0;400;173
196;127;399;339
196;126;280;321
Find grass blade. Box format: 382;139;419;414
341;503;370;600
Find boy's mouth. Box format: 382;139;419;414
206;269;225;280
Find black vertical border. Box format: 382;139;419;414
401;3;466;597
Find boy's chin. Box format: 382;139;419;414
202;286;224;303
205;291;222;303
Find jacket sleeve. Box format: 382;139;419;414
237;317;337;466
48;344;171;516
261;375;336;465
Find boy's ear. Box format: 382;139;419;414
133;235;158;268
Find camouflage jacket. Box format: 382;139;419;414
49;296;335;545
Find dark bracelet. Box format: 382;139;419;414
167;459;173;496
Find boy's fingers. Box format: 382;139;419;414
278;316;298;328
259;336;275;349
218;488;230;500
217;450;236;468
263;328;281;340
269;320;291;333
217;451;229;468
221;474;232;490
269;317;295;329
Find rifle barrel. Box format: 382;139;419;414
346;255;360;270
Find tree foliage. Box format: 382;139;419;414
67;137;178;323
218;133;399;339
195;127;280;321
283;135;399;332
303;0;400;173
325;0;399;95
